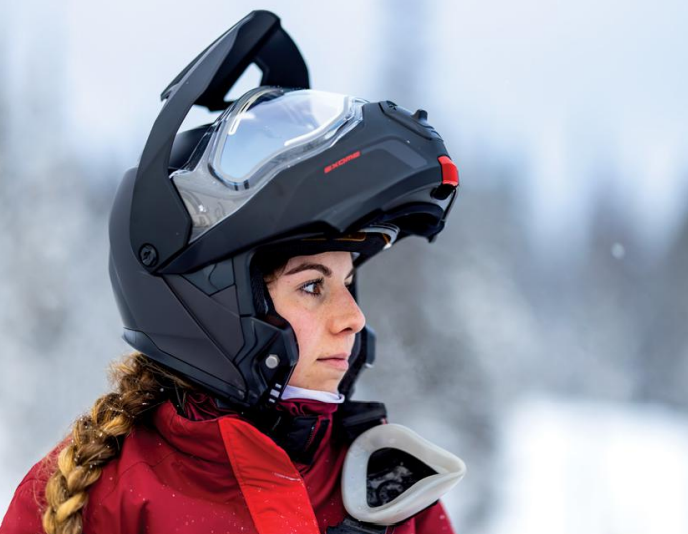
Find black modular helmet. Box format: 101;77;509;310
108;10;459;409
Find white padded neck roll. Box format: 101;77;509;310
341;423;466;526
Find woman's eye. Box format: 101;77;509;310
300;279;323;296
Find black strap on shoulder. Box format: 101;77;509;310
327;517;388;534
270;415;329;465
335;400;387;443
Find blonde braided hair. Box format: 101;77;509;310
42;352;193;534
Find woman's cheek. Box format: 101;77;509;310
291;314;320;355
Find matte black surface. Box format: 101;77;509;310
335;400;387;443
182;257;235;294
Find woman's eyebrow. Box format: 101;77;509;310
284;263;355;278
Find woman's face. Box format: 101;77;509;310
266;250;366;393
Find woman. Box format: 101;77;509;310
1;10;461;534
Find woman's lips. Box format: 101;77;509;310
317;354;350;370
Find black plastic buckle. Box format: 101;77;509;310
327;517;388;534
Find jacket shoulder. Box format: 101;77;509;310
0;451;59;534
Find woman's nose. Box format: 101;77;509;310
329;286;366;335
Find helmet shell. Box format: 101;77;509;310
108;11;459;408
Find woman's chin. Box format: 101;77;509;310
290;372;346;393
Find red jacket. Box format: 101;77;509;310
1;397;455;534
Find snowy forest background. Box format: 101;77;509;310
2;1;688;533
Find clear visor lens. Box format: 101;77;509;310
171;87;365;240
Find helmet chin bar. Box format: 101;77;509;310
340;424;466;526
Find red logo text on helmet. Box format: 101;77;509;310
324;151;361;174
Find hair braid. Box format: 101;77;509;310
42;352;193;534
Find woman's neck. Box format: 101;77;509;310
281;385;345;404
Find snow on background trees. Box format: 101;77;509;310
1;1;687;532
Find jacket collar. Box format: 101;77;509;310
151;393;339;466
152;400;231;463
